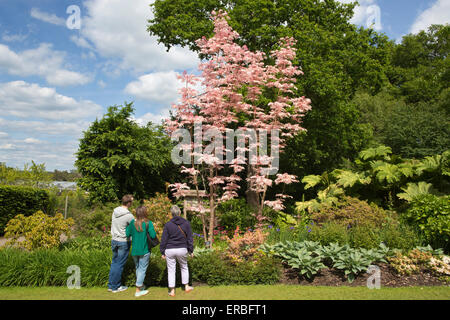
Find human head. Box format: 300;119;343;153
121;194;134;207
135;206;148;232
170;205;181;217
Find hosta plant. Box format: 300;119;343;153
283;248;326;279
332;250;373;283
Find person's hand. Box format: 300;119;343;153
189;253;194;258
161;255;166;260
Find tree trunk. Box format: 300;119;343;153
246;164;260;212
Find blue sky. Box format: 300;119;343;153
0;0;449;171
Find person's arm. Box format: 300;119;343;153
126;221;132;238
147;221;157;239
159;224;168;256
186;222;194;254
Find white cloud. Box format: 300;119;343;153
0;139;80;170
133;109;171;126
0;132;8;139
79;0;199;73
30;8;66;26
125;71;181;105
0;81;103;121
0;144;15;150
24;138;42;144
0;118;91;137
337;0;382;31
2;32;28;42
125;71;204;106
0;43;92;86
410;0;450;34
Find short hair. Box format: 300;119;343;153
170;205;181;217
121;194;134;206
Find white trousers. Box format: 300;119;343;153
165;248;189;288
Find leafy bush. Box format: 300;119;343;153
311;196;388;228
387;249;433;275
190;250;281;286
60;235;111;251
308;222;349;246
224;227;268;264
379;223;422;251
4;211;74;250
405;194;450;251
72;203;116;237
142;193;173;238
261;241;392;282
349;225;381;249
0;246;281;287
332;250;373;283
0;185;49;235
281;247;325;279
216;198;256;233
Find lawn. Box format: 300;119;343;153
0;285;449;300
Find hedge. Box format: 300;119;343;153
0;185;49;235
0;247;281;287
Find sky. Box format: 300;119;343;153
0;0;448;171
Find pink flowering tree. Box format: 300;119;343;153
165;11;311;244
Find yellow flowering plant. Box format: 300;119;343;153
4;211;74;250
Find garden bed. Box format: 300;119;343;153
280;263;448;287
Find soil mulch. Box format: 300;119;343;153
279;263;449;287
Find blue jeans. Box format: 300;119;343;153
133;253;150;288
108;240;131;290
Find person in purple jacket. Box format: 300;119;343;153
160;205;194;296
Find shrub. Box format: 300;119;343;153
0;246;281;287
216;198;256;233
379;223;422;251
190;250;281;286
60;235;111;251
4;211;74;250
224;227;268;264
405;194;450;251
73;202;116;237
308;222;350;246
311;196;388;228
261;241;391;283
142;193;173;239
387;249;433;275
349;225;381;249
0;185;49;235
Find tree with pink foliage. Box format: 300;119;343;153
165;10;311;245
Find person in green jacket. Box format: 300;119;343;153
126;205;157;297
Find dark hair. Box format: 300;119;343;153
135;206;148;232
122;194;134;206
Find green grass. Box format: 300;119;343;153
0;285;449;300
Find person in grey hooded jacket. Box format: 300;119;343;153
107;194;134;293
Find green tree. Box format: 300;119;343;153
388;24;450;104
148;0;393;202
75;102;176;203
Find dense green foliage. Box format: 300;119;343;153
0;245;281;287
147;2;449;206
261;241;391;282
0;161;51;187
75;102;177;203
0;185;49;235
148;0;392;198
405;195;450;251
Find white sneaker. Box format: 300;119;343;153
135;290;149;297
112;286;128;293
